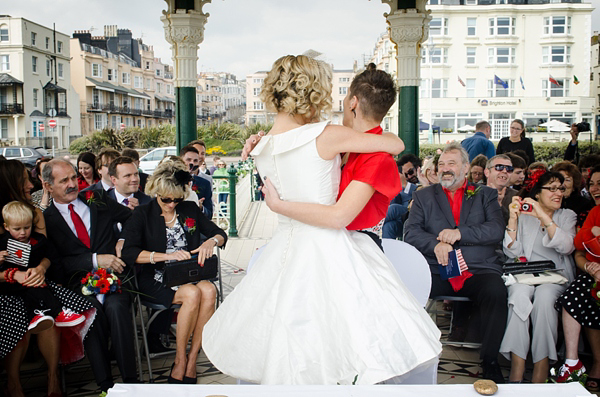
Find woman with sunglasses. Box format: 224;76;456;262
500;170;577;383
121;158;227;384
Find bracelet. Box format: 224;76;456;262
3;269;10;283
506;227;516;232
544;221;554;228
150;251;156;265
7;268;17;284
211;237;220;247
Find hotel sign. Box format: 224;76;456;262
480;99;518;106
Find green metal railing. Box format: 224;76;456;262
212;164;238;237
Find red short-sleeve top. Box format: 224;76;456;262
338;126;401;231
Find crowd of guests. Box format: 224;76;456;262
389;119;600;389
0;140;227;396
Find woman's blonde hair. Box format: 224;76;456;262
2;201;33;227
260;55;333;120
145;156;190;199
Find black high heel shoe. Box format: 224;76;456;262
183;375;197;384
167;363;184;384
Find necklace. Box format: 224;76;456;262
164;212;177;224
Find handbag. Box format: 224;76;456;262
162;254;218;288
512;271;568;286
503;260;567;286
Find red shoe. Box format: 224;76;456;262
556;360;586;383
28;310;55;334
55;308;85;327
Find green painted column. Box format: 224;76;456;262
398;86;419;156
175;86;197;151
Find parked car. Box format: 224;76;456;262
139;146;177;174
0;146;48;169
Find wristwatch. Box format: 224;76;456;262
211;237;220;247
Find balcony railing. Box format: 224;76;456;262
0;103;24;115
86;104;175;119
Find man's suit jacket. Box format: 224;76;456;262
83;180;108;193
404;181;505;275
107;189;152;206
191;175;213;219
121;199;226;267
44;190;132;285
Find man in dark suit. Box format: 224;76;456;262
404;142;507;383
180;145;213;218
85;148;121;192
122;148;149;192
42;159;138;392
108;156;152;209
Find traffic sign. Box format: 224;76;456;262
48;109;57;117
48;119;57;128
39;123;45;133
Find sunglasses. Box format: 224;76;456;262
541;186;566;193
404;168;415;176
159;197;184;204
491;164;514;173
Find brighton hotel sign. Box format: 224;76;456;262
479;99;579;107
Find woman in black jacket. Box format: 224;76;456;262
122;158;227;384
496;119;535;166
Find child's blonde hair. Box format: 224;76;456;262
2;201;33;227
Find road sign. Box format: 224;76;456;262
39;123;45;133
48;119;57;128
48;109;57;117
120;123;125;131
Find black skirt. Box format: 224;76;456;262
556;273;600;330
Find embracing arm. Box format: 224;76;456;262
263;178;375;229
457;189;505;245
316;125;404;160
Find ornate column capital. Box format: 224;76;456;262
161;0;212;87
384;8;431;87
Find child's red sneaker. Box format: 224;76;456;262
28;310;54;334
55;308;85;327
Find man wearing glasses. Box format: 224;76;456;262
382;154;421;239
485;155;518;223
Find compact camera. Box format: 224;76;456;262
520;203;533;213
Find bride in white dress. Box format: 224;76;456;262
202;55;442;385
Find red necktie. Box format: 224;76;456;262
69;204;90;248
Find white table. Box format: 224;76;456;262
107;382;592;397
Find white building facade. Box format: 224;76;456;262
0;16;81;149
370;0;595;143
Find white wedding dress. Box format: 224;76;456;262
202;121;442;385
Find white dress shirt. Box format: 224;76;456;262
101;179;112;191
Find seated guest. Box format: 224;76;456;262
468;154;487;185
86;148;120;192
42;159;137;392
108;156;152;209
554;166;600;389
76;152;100;192
501;170;576;383
180;146;214;218
404;142;507;383
529;162;549;173
552;161;593;228
418;156;439;187
382;154;421;239
122;148;149;192
485;154;518;223
188;140;213;189
506;152;527;191
579;154;600;199
31;158;53;210
122;158;226;383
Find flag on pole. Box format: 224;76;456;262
494;75;508;89
458;76;465;87
549;75;562;87
574;75;580;85
520;76;525;90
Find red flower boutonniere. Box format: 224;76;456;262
465;185;482;200
184;217;196;234
84;190;105;207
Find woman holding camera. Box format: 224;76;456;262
121;158;227;384
500;169;577;383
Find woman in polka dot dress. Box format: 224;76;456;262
555;166;600;391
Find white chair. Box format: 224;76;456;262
382;238;431;307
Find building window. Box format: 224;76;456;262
45;37;50;49
420;79;448;98
467;18;477;36
134;76;143;89
253;87;261;96
145;61;150;70
0;27;8;42
430;18;448;36
94;114;105;130
107;69;113;81
488;47;515;64
339;77;350;83
0;55;9;71
489;17;516;36
33;89;38;108
57;41;63;53
32;56;38;73
46;60;51;77
253;101;264;110
421;47;448;64
466;47;476;64
58;63;63;78
122;72;130;85
542;78;570;97
156;68;161;77
487;78;514;97
339;87;348;95
253;78;264;84
542;46;570;64
544;16;571;35
466;0;476;4
166;84;172;94
92;89;100;107
0;119;7;139
92;63;102;78
31;32;36;46
428;0;439;4
466;79;476;98
156;82;162;93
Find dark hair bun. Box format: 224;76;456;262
366;63;377;71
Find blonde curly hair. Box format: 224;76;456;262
260;55;333;120
145;156;190;199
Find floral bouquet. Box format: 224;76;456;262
81;268;122;296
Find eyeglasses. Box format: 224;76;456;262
404;168;415;176
159;197;184;204
491;164;514;173
540;186;566;193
